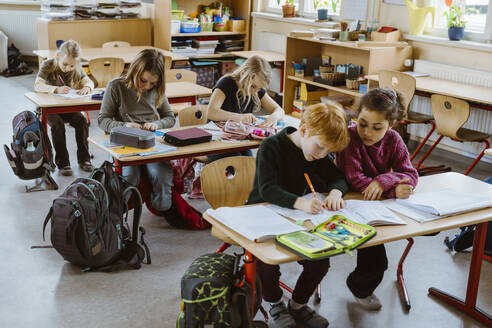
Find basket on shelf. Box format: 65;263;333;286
319;65;334;73
346;78;367;90
320;72;345;81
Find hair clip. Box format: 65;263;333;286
377;91;394;104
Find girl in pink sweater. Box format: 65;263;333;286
335;88;418;311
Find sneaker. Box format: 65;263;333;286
60;166;73;176
79;161;94;172
288;301;329;328
353;293;382;311
269;302;296;328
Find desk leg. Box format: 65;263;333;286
114;158;122;175
244;250;257;322
39;107;50;160
280;61;284;94
397;238;414;311
429;222;492;326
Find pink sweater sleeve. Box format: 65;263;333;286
374;135;418;198
336;143;374;193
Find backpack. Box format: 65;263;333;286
4;110;57;191
176;253;263;328
43;162;150;271
1;44;32;77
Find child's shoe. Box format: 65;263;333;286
269;301;296;328
353;293;382;311
187;177;204;199
79;161;94;172
288;301;329;328
60;166;73;176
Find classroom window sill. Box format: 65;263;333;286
404;34;492;53
0;0;39;5
252;12;339;28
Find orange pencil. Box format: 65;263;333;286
304;172;318;201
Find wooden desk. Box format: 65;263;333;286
25;82;212;131
88;132;261;170
366;74;492;109
34;46;188;64
204;172;492;326
231;50;286;93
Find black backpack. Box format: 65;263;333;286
1;44;32;77
176;253;264;328
43;162;151;271
4;110;57;192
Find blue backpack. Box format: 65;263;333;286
3;110;57;191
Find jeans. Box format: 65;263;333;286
47;112;90;168
122;162;174;212
346;245;388;298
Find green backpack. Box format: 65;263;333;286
177;253;263;328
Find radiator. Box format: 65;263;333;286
408;60;492;162
0;10;41;55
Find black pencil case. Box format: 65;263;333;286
164;127;212;147
110;126;155;149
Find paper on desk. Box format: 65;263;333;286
382;199;441;223
100;140;177;158
200;121;223;141
57;89;91;99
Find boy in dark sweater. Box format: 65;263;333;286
247;103;350;328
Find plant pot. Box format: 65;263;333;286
282;4;295;18
317;8;328;20
448;26;464;41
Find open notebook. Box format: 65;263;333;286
384;190;492;223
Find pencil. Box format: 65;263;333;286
304;172;318;201
58;75;65;86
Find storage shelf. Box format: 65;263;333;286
188;53;237;59
287;75;363;98
172;31;246;37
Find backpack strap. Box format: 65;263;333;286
42;207;53;241
123;186;151;264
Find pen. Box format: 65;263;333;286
304;172;318;201
58;75;65;86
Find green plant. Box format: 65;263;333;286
443;4;466;28
313;0;329;10
330;0;340;13
277;0;295;5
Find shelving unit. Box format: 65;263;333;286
154;0;251;52
283;36;413;116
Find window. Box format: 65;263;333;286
265;0;341;18
434;0;492;40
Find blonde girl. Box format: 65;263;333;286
207;55;284;127
98;49;178;220
34;39;93;176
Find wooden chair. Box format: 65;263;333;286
178;105;208;127
378;70;436;166
165;69;197;83
102;41;130;48
417;95;491;176
88;57;125;88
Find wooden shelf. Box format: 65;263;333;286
189;53;237;59
287;76;363;98
172;31;246;37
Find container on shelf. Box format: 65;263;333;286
73;0;96;19
227;19;246;32
181;20;201;33
295;69;304;78
171;9;184;20
213;21;226;32
171;20;181;34
41;0;74;20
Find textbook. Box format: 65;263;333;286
100;140;177;159
276;215;376;260
205;205;306;243
386;190;492;222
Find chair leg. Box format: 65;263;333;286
314;283;321;304
484;254;492;263
85;111;91;125
397;238;414;311
464;140;490;176
416;135;443;170
279;281;293;294
410;121;435;162
215;243;231;253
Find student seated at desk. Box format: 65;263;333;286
336;88;419;310
98;49;177;217
34;40;94;176
247;103;349;328
207;55;284;161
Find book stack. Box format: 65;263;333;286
172;39;197;57
95;0;120;18
192;37;219;56
119;0;140;18
217;38;244;52
74;3;95;19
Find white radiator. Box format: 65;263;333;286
408;60;492;162
0;10;41;55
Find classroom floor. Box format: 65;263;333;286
1;70;491;328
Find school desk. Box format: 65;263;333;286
25;82;212;131
203;172;492;326
365;74;492;110
231;50;286;93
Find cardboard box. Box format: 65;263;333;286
371;29;400;42
227;20;246;32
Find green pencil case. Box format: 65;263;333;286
276;215;376;260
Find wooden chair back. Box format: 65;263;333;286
102;41;131;48
165;69;197;83
178;105;208;127
201;156;256;209
88;57;125;88
378;70;416;113
431;94;470;140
